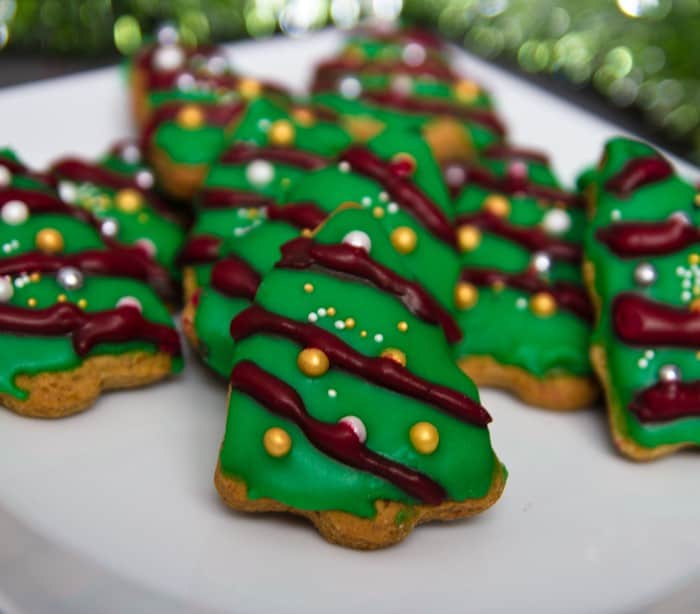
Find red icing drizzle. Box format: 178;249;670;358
219;143;328;170
460;269;593;321
0;302;180;357
179;235;223;265
630;380;700;423
211;256;260;299
199;188;274;209
482;144;549;165
613;294;700;346
456;211;581;263
230;305;491;426
278;237;462;343
363;91;505;136
266;202;328;230
230;360;447;504
444;161;580;206
605;156;673;198
340;146;456;247
596;216;697;257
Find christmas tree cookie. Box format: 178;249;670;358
311;25;505;162
284;128;462;311
583;137;700;459
48;141;186;280
446;145;597;410
0;150;182;418
215;208;506;548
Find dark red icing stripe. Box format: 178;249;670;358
218;143;328;170
613;294;700;347
278;237;462;343
444;161;580;206
482;144;549;165
363;91;506;136
179;235;223;265
0;302;180;356
199;188;274;209
460;268;592;321
0;187;94;226
140;101;245;148
0;250;175;301
596;217;697;257
0;156;29;174
230;305;491;426
340;146;456;247
231;360;447;504
605;156;673;198
211;256;260;299
630;380;700;423
457;212;581;263
266;202;328;230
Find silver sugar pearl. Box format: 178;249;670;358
57;266;84;291
633;262;657;287
531;251;552;274
101;218;120;238
658;364;681;383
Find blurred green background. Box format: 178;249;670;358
1;0;699;164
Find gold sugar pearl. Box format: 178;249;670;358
390;226;418;254
303;283;314;293
115;188;143;213
238;78;262;99
77;298;88;309
530;292;557;317
372;206;385;219
397;321;408;332
268;119;295;146
690;298;700;313
689;253;700;265
694;193;700;208
35;228;64;254
456;224;481;252
327;307;337;317
381;347;406;367
263;427;292;457
176;104;205;129
301;228;313;237
57;294;67;303
454;282;479;310
345;317;356;329
27;297;37;307
410;422;440;455
29;272;41;283
455;79;480;103
291;108;316;126
484;194;511;218
360;330;368;338
297;348;330;377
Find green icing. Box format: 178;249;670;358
452;158;593;378
0;214;104;254
154;121;228;166
220;209;500;516
585;137;700;449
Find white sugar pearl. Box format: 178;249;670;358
0;275;13;302
58;181;77;204
0;165;11;187
391;74;413;95
634;262;657;287
339;416;367;443
338;161;351;173
531;251;551;274
56;266;84;291
152;44;185;72
156;24;179;45
121;144;141;165
542;208;571;235
402;42;426;66
342;230;371;253
176;72;196;91
116;296;142;312
1;200;29;225
659;364;681;383
135;238;157;257
100;218;120;238
338;76;362;99
206;55;228;75
246;160;275;187
135;170;154;189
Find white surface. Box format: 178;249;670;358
0;30;699;614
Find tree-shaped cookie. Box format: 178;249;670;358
215;208;506;548
0;150;181;417
446;145;597;410
48;140;186;280
583;137;700;459
311;25;505;161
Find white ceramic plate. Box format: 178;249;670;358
1;30;699;614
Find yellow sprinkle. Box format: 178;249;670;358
27;298;37;307
57;294;67;303
694;193;700;207
301;228;312;237
78;298;88;309
689;253;700;265
372;206;385;219
248;209;259;219
29;272;41;283
303;283;314;293
327;307;336;317
397;321;408;332
345;317;356;329
360;330;368;338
